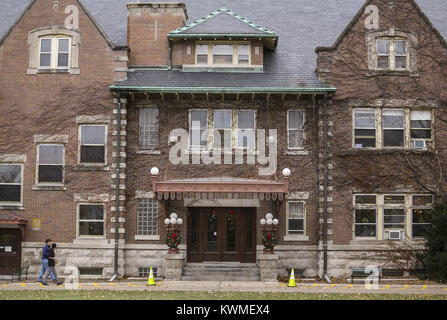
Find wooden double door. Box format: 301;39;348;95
187;208;256;263
0;229;22;274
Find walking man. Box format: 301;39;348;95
42;243;62;286
37;239;55;283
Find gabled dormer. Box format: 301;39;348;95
168;7;278;72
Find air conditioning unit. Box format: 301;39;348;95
385;230;404;240
413;140;427;150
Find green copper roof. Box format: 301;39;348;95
168;7;278;38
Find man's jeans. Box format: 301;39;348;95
37;259;55;282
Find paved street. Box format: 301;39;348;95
1;280;447;296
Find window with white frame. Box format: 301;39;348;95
376;38;407;71
78;204;105;237
37;144;64;184
0;164;23;205
39;37;70;69
288;110;304;149
79;125;106;164
354;109;376;148
213;110;232;149
213;44;233;64
237;110;255;149
237;44;250;65
383;109;405;148
411;195;433;239
196;44;209;64
139;108;159;150
287;201;305;235
189;110;208;149
410;110;432;141
354;195;377;238
137;199;159;236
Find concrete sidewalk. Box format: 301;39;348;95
1;280;447;295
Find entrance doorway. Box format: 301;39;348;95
0;229;22;274
187;208;256;263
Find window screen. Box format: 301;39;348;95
354;109;376;148
288;110;304;149
288;202;304;235
0;165;22;203
38;145;64;183
80;125;106;164
383;109;404;147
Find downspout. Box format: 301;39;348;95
110;92;122;282
168;40;173;70
322;93;331;284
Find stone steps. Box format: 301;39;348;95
181;263;261;281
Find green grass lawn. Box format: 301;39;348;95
0;290;446;300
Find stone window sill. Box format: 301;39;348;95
283;235;309;242
0;205;24;210
366;70;419;77
135;235;160;241
349;148;435;155
27;68;80;75
182;65;263;73
74;165;110;171
32;185;67;191
284;150;310;156
136;150;162;155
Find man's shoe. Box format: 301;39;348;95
42;282;49;286
57;282;63;286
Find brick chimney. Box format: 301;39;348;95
127;2;187;66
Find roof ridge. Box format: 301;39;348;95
169;6;277;36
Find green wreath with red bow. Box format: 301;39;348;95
227;210;236;231
262;232;277;250
166;231;181;248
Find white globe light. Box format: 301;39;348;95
273;219;279;225
177;218;183;225
282;168;291;177
260;219;266;225
150;167;159;175
266;213;273;220
267;219;273;225
170;213;178;220
170;218;177;225
164;218;170;225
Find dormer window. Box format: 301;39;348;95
376;38;407;71
195;42;250;66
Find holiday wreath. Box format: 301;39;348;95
262;232;277;250
166;231;181;248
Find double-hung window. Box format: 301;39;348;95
354;195;377;238
39;37;70;69
0;165;23;205
237;45;250;65
37;145;64;184
383;195;406;239
410;110;432;140
287;202;305;235
78;204;105;237
137;199;159;236
80;125;106;164
139;108;159;150
213;110;232;149
189;110;208;149
237;110;255;149
196;44;209;64
212;44;233;65
354;109;376;148
376;38;407;71
411;195;433;239
288;110;304;149
382;109;405;148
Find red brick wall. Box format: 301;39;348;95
0;0;118;243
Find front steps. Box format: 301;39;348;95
181;262;261;281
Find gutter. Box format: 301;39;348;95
110;92;122;282
322;93;331;284
109;86;337;95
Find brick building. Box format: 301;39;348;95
0;0;446;280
